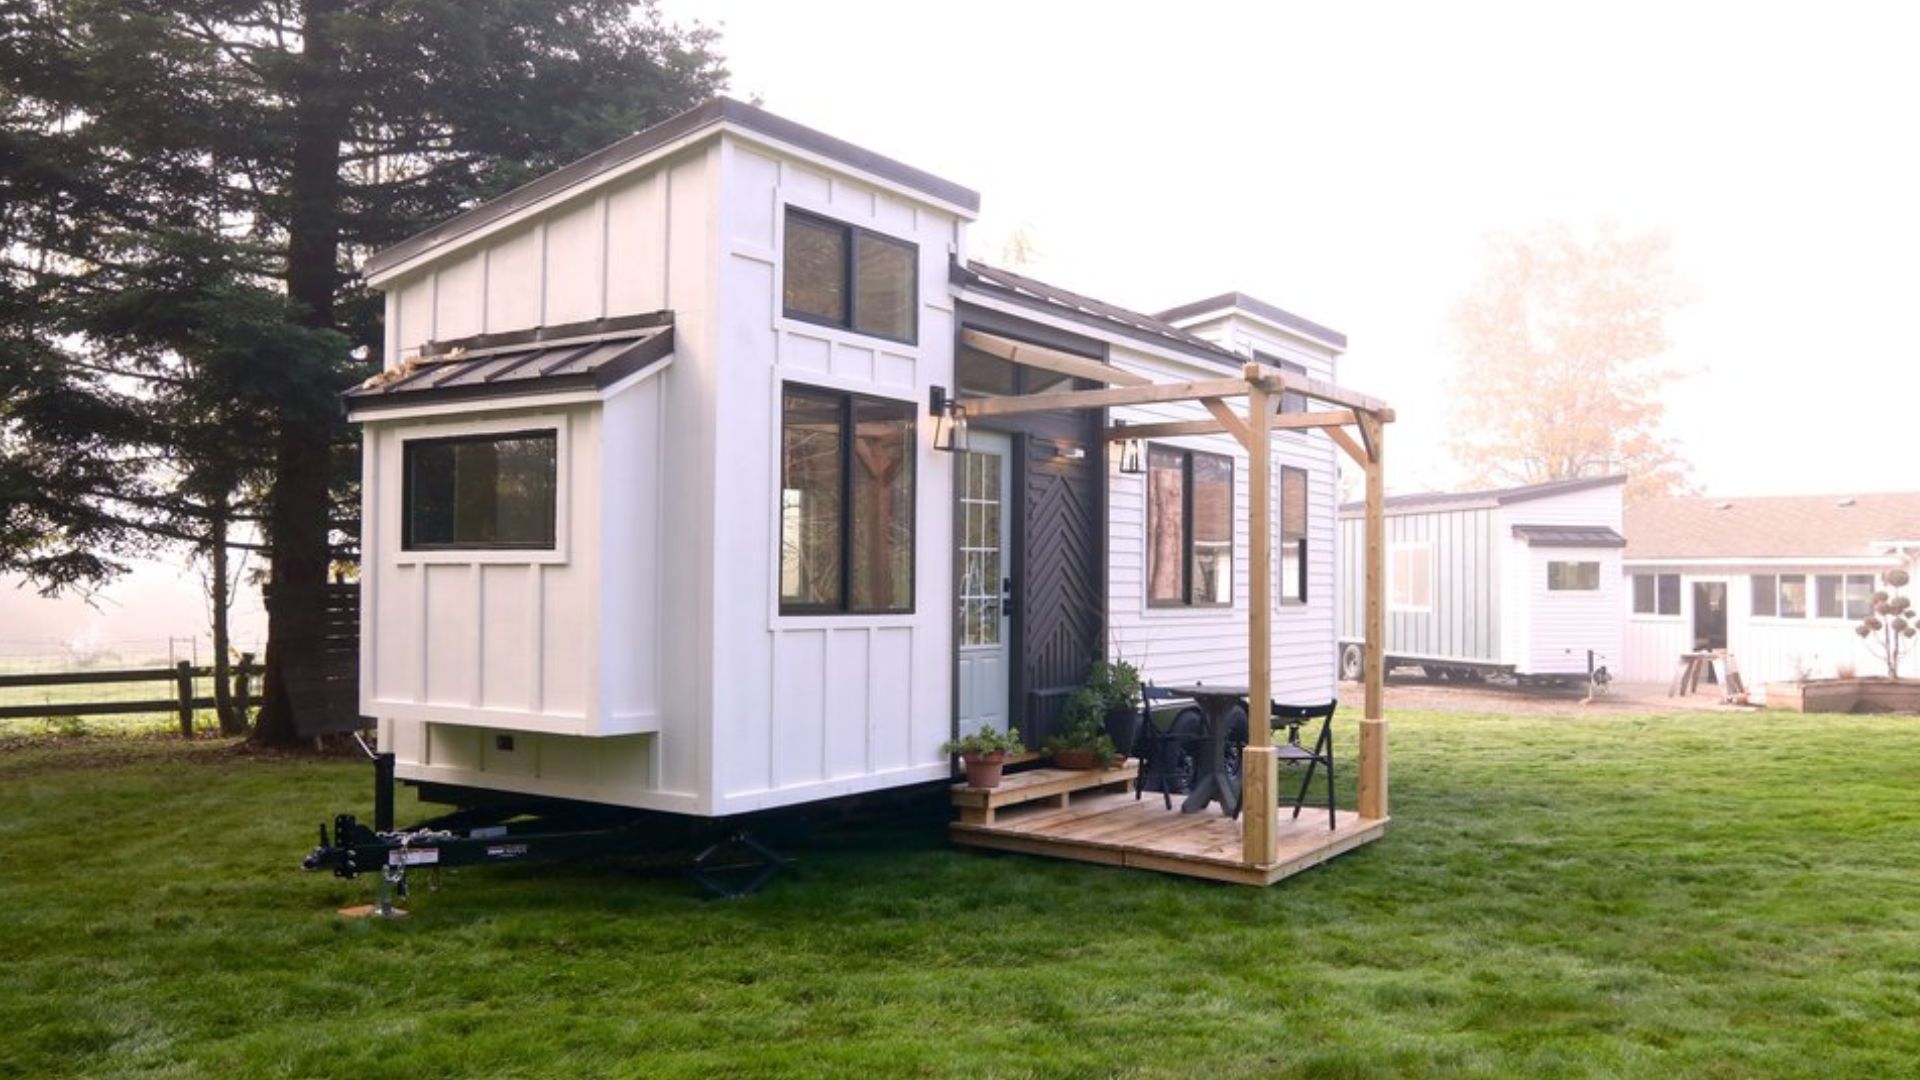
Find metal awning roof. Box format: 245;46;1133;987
346;317;672;414
1511;524;1628;548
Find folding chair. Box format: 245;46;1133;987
1131;684;1205;810
1272;700;1338;831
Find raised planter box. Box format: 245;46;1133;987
1763;678;1920;714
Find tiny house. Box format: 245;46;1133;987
1618;492;1920;696
347;99;1370;821
1337;476;1627;684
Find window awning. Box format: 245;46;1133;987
1511;524;1627;548
346;316;672;415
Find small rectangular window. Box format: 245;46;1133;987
1280;466;1308;604
782;208;917;343
1632;574;1656;613
1845;574;1876;620
1815;574;1844;618
1146;444;1233;607
1390;544;1431;610
779;384;915;614
1657;573;1680;615
1548;561;1601;591
1778;574;1808;618
1752;574;1778;617
403;431;557;550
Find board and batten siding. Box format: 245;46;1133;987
1107;323;1342;706
1496;485;1625;674
1340;507;1501;664
705;134;965;814
367;143;720;813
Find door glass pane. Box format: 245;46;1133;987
783;213;846;323
958;449;1002;646
1147;446;1185;603
780;389;843;607
849;397;915;611
1190;451;1233;605
852;232;915;341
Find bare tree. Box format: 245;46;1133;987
1448;223;1692;501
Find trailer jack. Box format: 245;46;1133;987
302;750;791;904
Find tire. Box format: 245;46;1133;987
1340;643;1365;683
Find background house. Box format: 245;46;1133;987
1618;493;1920;694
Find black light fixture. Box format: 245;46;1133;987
1115;419;1144;475
930;385;968;453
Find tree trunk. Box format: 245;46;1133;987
209;504;245;736
255;0;348;746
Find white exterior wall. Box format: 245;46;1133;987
1621;564;1891;697
366;142;720;813
704;134;965;814
1106;315;1342;705
1494;483;1626;676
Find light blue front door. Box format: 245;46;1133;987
957;431;1012;734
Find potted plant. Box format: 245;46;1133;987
1085;658;1143;757
1043;689;1118;770
942;725;1023;789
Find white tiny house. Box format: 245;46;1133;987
350;99;1360;820
1336;476;1627;683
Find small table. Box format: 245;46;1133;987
1159;683;1248;818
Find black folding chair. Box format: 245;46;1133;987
1272;700;1338;830
1131;684;1206;810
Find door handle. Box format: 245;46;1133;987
1001;577;1018;618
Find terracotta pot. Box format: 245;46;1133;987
1051;749;1103;771
963;751;1008;788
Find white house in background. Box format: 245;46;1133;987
346;98;1353;818
1619;493;1920;695
1336;476;1627;685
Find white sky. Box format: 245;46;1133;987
10;0;1919;653
674;0;1920;495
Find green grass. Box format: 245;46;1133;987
3;710;1918;1078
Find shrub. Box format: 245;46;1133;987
1855;567;1917;678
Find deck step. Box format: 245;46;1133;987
951;760;1139;825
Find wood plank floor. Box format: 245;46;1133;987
949;789;1387;886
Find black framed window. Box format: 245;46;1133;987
1633;573;1680;614
403;430;557;550
1548;561;1601;591
782;208;917;343
1280;466;1308;604
779;384;915;614
1147;444;1233;607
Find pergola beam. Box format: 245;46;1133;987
960;377;1252;419
960;328;1149;388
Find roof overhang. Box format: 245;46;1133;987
364;98;979;286
346;315;673;421
1155;292;1348;351
1512;524;1627;548
1622;555;1901;569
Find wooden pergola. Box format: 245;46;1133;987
951;334;1392;876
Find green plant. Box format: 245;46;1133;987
1085;658;1142;714
941;725;1023;758
1855;567;1917;678
1043;689;1116;758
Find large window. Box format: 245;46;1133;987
1754;573;1808;619
1548;561;1601;591
1147;445;1233;607
1632;572;1681;615
1389;544;1431;611
1280;466;1308;604
1815;573;1877;619
782;208;916;343
403;430;557;550
779;385;916;614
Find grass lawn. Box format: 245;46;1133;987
3;710;1917;1079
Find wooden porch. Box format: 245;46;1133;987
948;760;1386;885
941;339;1397;886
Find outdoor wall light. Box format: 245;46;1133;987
1115;420;1144;475
930;385;968;453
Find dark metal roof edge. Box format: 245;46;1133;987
345;327;673;411
365;98;980;278
951;263;1246;372
1510;524;1628;548
1154;291;1348;349
1495;474;1629;506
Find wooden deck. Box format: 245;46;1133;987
951;788;1387;886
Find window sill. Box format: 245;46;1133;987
395;549;568;566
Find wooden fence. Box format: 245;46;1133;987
0;654;257;736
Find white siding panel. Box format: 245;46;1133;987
605;171;667;315
480;564;532;710
423;563;476;705
543;196;606;326
825;629;871;780
485;225;544;332
394;275;435;358
432;252;484;341
771;630;827;789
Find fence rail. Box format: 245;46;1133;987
0;655;256;734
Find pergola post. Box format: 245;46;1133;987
1358;413;1389;821
1241;369;1278;866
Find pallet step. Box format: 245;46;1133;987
951;760;1140;825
